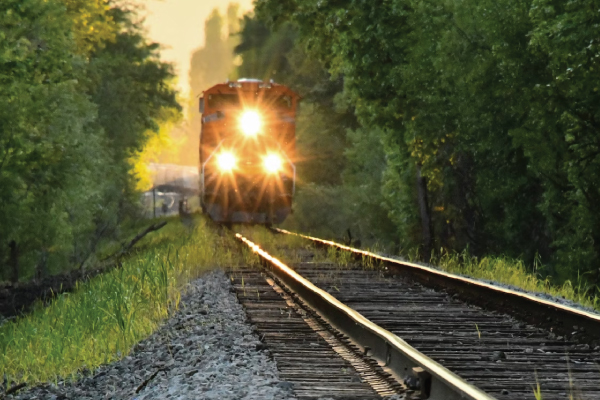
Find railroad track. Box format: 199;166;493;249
231;268;400;399
231;230;600;400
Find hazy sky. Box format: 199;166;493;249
141;0;255;96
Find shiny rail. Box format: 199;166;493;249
235;232;494;400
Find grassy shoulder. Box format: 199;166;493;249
0;215;241;387
429;250;600;312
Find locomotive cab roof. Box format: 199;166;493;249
236;78;263;83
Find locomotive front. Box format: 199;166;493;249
199;79;299;225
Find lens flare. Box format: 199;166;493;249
240;111;261;136
217;151;237;172
263;154;283;173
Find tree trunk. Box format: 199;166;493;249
416;165;433;261
9;240;18;283
36;249;48;282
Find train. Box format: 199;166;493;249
199;79;300;225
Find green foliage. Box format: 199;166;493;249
253;0;600;287
0;0;180;280
0;0;105;274
235;17;296;82
89;7;179;158
519;0;600;277
0;217;240;385
63;0;116;55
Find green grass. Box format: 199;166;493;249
0;215;241;388
427;249;600;312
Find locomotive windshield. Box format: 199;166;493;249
207;94;240;108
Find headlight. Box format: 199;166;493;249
216;151;237;172
240;110;261;136
263;154;283;173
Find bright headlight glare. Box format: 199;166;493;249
240;111;261;136
263;154;283;173
216;151;237;172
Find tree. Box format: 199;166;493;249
0;0;180;280
515;0;600;277
253;0;600;279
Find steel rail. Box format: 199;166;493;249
235;233;494;400
275;228;600;343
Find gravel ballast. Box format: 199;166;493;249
10;270;295;400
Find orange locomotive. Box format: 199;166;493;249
199;79;300;225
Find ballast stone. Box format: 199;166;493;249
9;270;295;400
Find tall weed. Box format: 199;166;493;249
432;249;600;312
0;216;240;386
